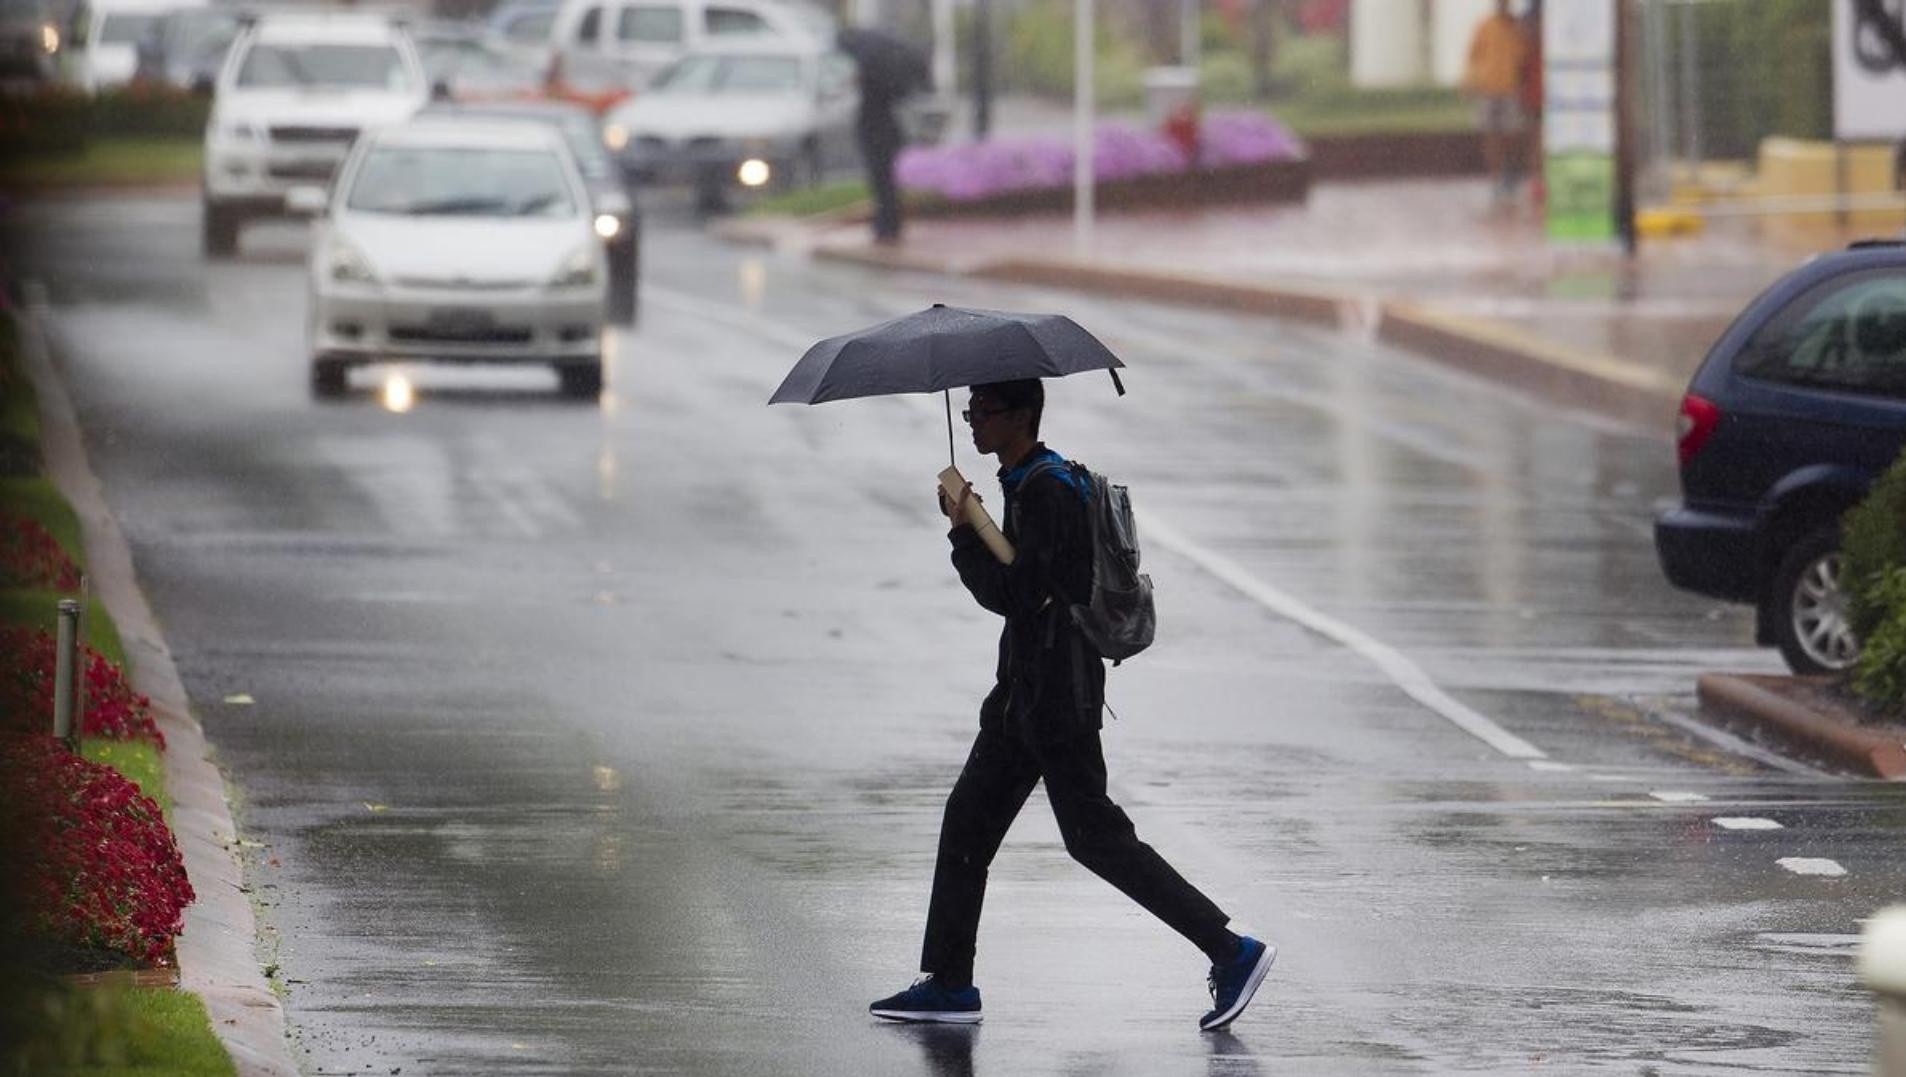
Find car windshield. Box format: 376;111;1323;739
99;13;157;44
649;53;802;95
163;11;237;57
236;43;413;90
346;145;577;217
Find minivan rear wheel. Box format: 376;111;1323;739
1769;527;1860;674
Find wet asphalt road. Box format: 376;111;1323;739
7;194;1906;1075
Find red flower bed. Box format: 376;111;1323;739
0;627;161;746
0;735;194;964
0;514;81;591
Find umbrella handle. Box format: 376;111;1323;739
945;389;955;469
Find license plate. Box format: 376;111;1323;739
426;308;494;334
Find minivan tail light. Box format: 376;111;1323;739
1676;393;1721;468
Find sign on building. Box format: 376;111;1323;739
1544;0;1617;242
1834;0;1906;141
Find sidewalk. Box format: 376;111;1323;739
721;173;1888;429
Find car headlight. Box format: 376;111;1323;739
603;124;629;152
737;158;771;187
593;213;621;240
328;238;378;285
220;120;263;144
549;246;596;288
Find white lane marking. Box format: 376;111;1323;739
1528;760;1575;772
1649;791;1710;803
1778;857;1848;877
1137;511;1546;760
1713;817;1784;831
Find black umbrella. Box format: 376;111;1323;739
835;26;932;105
769;303;1126;466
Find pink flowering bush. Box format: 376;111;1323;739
0;734;193;964
0;515;81;591
0;627;162;746
897;111;1303;203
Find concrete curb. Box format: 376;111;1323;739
724;215;1685;430
15;289;299;1077
1697;673;1906;780
1376;302;1684;429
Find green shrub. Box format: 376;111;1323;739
1002;0;1147;105
0;85;210;158
1854;566;1906;714
1841;450;1906;642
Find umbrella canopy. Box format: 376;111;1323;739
834;26;932;106
769;303;1125;406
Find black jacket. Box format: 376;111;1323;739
949;446;1105;742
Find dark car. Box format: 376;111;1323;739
422;99;641;324
0;0;60;82
1655;239;1906;673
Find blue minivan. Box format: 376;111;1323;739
1654;240;1906;673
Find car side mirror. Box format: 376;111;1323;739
190;72;214;96
285;186;329;217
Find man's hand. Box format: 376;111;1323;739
937;480;977;522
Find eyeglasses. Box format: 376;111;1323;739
962;406;1013;424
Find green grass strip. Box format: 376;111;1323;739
82;738;169;816
0;326;37;446
0;981;236;1077
746;180;870;218
0;138;203;190
0;476;86;560
0;591;126;667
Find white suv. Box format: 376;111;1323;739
201;11;427;258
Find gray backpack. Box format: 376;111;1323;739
1024;460;1156;663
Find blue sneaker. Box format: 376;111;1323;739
1200;936;1275;1031
870;974;983;1024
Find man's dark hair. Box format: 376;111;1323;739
972;379;1044;439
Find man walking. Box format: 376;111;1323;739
1462;0;1531;207
836;28;925;245
868;378;1274;1031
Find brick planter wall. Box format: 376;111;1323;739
906;157;1312;219
1305;131;1488;181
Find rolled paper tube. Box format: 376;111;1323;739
938;466;1014;564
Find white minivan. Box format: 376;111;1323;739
546;0;831;90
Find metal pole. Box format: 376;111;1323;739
1072;0;1094;252
1674;0;1699;183
932;0;954;107
53;599;80;750
944;389;955;468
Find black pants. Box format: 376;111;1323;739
919;726;1234;986
858;115;902;241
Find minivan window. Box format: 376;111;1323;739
617;5;683;43
704;7;767;35
346;146;577;217
576;5;602;43
236;43;413;90
1738;270;1906;397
